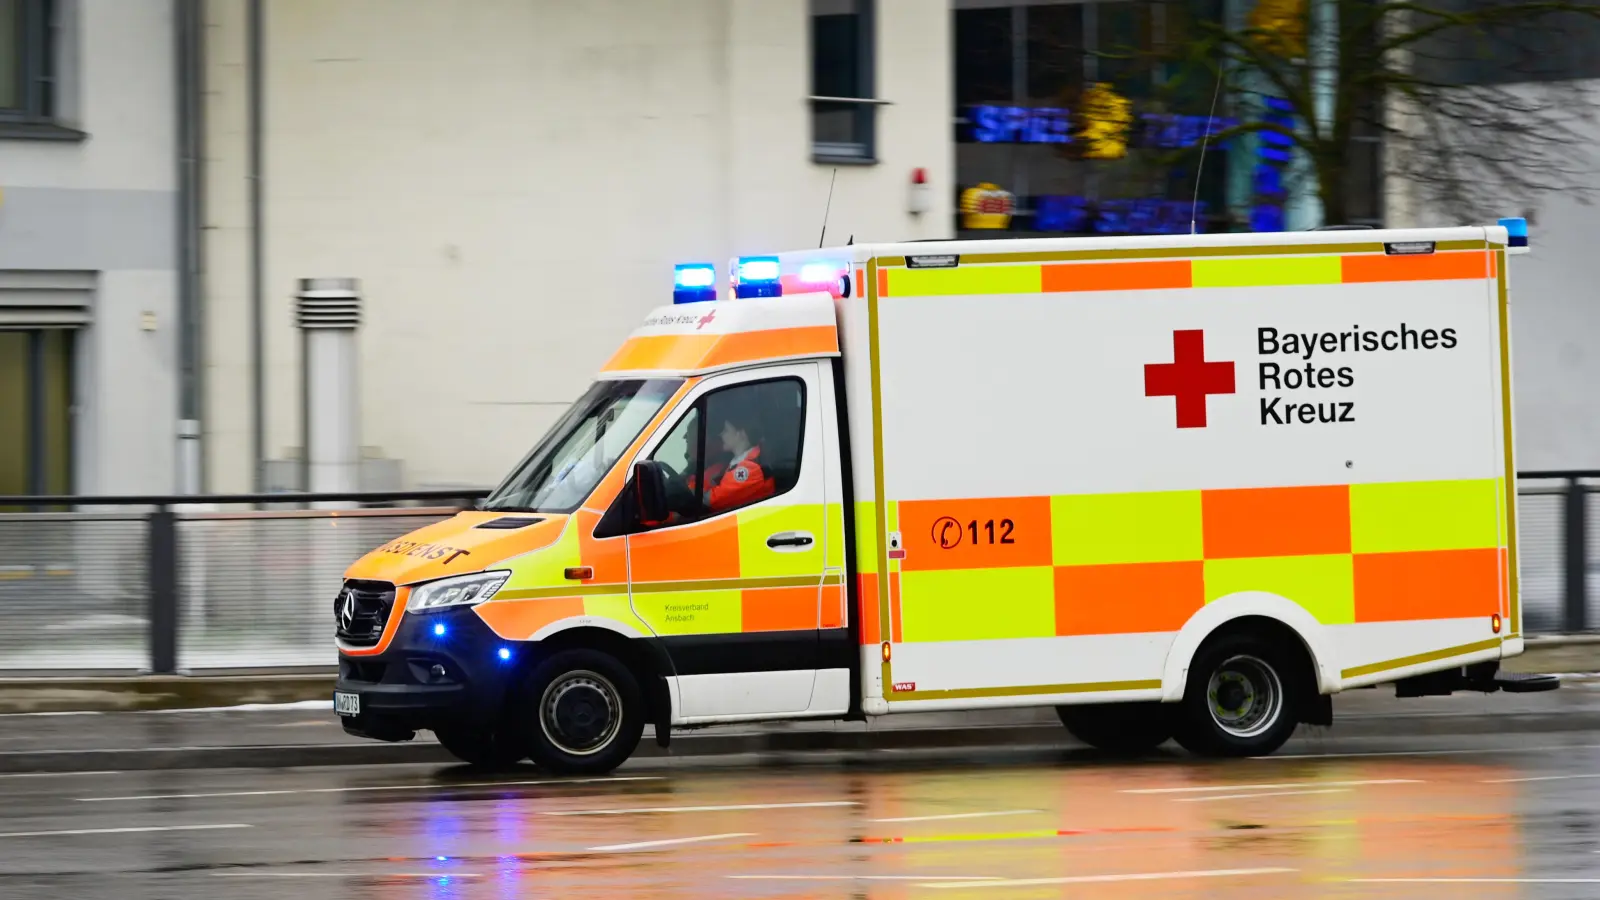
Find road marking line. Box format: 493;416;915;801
1264;743;1600;761
1351;877;1600;884
0;771;122;779
1175;788;1354;803
919;866;1299;889
589;832;755;852
545;801;856;816
1481;772;1600;784
77;775;659;802
1126;779;1418;795
0;823;252;838
210;872;484;879
868;810;1043;823
730;875;1002;882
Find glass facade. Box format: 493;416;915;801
953;0;1238;239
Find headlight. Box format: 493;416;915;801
406;571;511;613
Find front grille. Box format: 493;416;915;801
340;659;388;683
335;579;396;648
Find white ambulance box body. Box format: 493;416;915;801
782;226;1519;713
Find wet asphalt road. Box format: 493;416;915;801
9;724;1600;899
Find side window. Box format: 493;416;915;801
649;406;700;479
644;377;807;528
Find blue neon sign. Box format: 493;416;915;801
1035;195;1210;236
967;105;1237;150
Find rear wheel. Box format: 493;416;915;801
514;648;645;776
1173;633;1303;758
1056;702;1173;755
432;725;526;770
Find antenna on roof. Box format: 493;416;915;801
1190;61;1227;236
819;168;838;248
847;234;854;245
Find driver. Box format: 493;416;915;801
688;411;774;514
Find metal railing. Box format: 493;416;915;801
0;490;487;674
0;474;1595;675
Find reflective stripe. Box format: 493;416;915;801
601;326;839;374
1342;250;1495;283
890;264;1042;297
1204;555;1356;625
890;479;1507;641
1192;256;1342;288
901;567;1055;642
880;249;1498;297
1353;549;1503;622
1350;479;1500;553
1041;260;1190;293
1202;485;1351;559
1051;491;1202;566
1055;561;1202;636
635;590;742;635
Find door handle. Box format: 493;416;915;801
766;531;815;550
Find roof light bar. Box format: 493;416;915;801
673;263;717;304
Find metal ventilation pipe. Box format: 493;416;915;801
295;278;361;500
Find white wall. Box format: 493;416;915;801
202;0;954;491
1386;81;1600;471
0;0;178;495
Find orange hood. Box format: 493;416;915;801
343;511;569;585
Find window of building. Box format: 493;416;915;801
0;0;55;124
0;329;74;501
1413;0;1600;86
645;378;806;526
956;1;1239;238
811;0;877;162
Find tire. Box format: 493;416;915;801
513;648;645;776
1055;702;1173;755
1172;632;1304;758
433;725;526;770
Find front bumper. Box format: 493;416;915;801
334;605;519;741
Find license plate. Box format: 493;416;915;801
334;691;361;717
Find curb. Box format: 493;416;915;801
5;707;1600;774
0;639;1593;714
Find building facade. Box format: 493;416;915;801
0;0;187;496
5;1;1596;499
1386;4;1600;470
199;0;954;492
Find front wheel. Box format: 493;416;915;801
1172;634;1303;758
1055;702;1173;755
514;649;645;776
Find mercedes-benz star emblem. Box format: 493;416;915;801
338;589;356;632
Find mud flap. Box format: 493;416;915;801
1300;692;1333;727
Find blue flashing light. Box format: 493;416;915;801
1499;217;1529;247
432;623;447;637
673;263;718;304
497;647;512;662
735;256;782;299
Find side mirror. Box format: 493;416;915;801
632;461;670;526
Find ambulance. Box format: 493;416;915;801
334;220;1557;773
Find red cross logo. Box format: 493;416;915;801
1144;330;1235;428
696;309;717;330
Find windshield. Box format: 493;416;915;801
482;378;683;513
